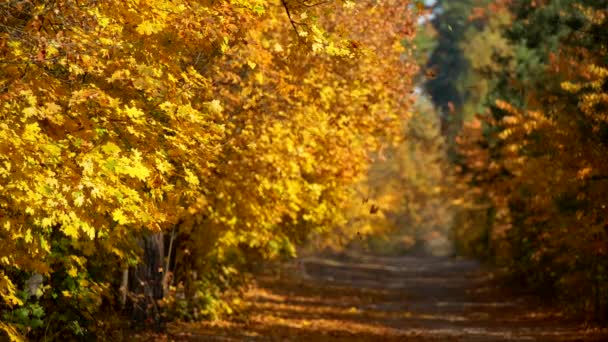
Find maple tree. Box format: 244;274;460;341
0;0;417;339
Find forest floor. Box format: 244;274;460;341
142;252;608;341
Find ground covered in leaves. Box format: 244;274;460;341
139;253;608;341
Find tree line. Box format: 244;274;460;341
0;0;417;340
426;0;608;321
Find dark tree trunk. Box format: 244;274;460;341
128;233;164;326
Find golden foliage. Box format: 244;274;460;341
0;0;417;337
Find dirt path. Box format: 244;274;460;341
161;253;608;341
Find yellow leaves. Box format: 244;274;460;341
112;209;130;225
108;69;131;83
70;88;101;105
176;104;201;122
101;142;121;155
184;168;200;187
181;66;208;88
306;24;355;57
588;64;608;79
284;138;295;154
0;0;418;324
98;145;150;180
73;191;85;207
255;72;265;84
0;321;23;342
22;123;42;142
159;101;175;113
220;37;230;53
343;0;356;10
42;143;62;159
561;81;582;93
98;16;111;28
0;161;11;179
392;39;406;53
41;102;65;125
311;24;325;43
273;43;284;53
136;20;166;35
69;63;85;76
22;106;38;119
0;272;21;307
561;63;608;127
67;266;78;278
319;86;336;108
124;105;145;123
325;41;353;57
120;161;150;181
312;42;323;53
7;40;23;57
24;229;33;244
40;217;54;229
155;156;173;175
60;212;95;239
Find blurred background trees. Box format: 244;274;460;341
427;0;608;321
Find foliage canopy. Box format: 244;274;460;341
0;0;417;339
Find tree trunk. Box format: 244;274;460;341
128;233;164;326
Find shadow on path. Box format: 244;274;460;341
158;252;608;341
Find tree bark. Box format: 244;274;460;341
128;233;164;326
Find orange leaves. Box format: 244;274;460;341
453;3;608;314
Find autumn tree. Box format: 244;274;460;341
0;0;417;339
452;0;608;319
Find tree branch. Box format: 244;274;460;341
281;0;300;35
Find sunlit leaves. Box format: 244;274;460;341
136;20;166;36
0;0;417;336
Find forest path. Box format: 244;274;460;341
163;253;607;341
